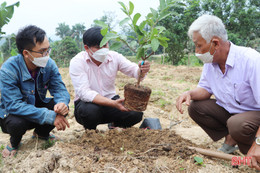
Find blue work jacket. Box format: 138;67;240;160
0;54;70;125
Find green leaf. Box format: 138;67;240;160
194;156;204;164
129;1;134;15
109;42;122;50
146;13;153;19
151;38;160;51
134;25;144;36
94;20;108;28
150;28;158;40
133;13;141;25
150;8;158;19
118;2;129;15
155;26;166;33
100;32;118;47
0;1;19;28
119;17;130;26
101;27;108;36
158;37;168;48
130;40;137;47
159;0;166;11
143;44;151;49
139;21;147;31
118;2;127;11
136;47;145;59
158;12;172;21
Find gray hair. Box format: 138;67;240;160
188;14;228;43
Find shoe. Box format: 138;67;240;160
108;122;116;129
218;143;239;154
32;132;57;141
2;143;22;158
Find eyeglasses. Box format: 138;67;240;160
28;47;51;57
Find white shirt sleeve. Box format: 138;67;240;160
69;53;98;102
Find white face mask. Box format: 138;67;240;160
27;51;49;67
89;47;109;63
195;42;215;64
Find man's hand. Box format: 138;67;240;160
138;61;150;75
247;142;260;170
54;103;69;116
176;91;191;114
54;114;70;131
113;98;129;112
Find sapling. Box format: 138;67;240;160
95;0;174;111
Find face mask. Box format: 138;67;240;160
89;48;109;63
27;51;49;67
195;42;215;64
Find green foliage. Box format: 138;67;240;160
55;22;71;39
41;139;56;150
95;0;173;60
194;156;205;166
0;1;19;36
0;144;4;168
160;0;200;65
0;51;4;64
160;0;259;65
0;33;17;60
71;23;86;51
157;98;171;108
55;23;85;51
51;36;80;67
92;11;118;32
177;54;202;66
201;0;260;47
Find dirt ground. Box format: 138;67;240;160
0;63;256;173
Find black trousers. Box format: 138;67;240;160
0;99;55;149
74;95;143;130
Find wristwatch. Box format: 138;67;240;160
255;137;260;145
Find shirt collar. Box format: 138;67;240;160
226;42;235;68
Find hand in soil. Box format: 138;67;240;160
113;98;129;112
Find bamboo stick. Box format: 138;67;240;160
188;146;238;161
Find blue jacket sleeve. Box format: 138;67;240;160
48;59;70;105
0;68;56;125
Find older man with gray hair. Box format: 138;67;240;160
176;14;260;170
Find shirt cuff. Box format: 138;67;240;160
44;110;56;125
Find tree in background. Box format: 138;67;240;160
55;22;71;39
0;1;19;63
159;0;200;65
160;0;259;65
0;1;19;36
71;23;86;51
50;36;79;67
201;0;260;47
0;33;17;59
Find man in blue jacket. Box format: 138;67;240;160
0;25;70;158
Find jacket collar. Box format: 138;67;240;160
18;54;45;82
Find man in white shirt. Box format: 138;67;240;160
69;27;150;130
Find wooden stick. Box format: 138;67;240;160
188;146;237;161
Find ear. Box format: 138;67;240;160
22;50;29;58
84;45;89;51
212;38;220;49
